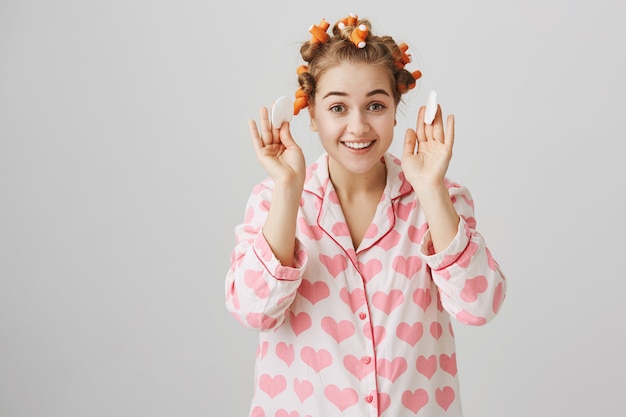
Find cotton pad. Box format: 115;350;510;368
271;96;293;127
424;90;437;125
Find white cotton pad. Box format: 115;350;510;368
270;96;293;127
424;90;437;125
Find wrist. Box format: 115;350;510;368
273;177;304;194
412;180;448;199
271;182;304;210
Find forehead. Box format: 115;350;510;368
316;62;393;96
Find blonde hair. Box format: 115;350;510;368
297;18;419;107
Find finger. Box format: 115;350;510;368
416;106;427;143
269;112;282;146
432;105;444;142
259;107;273;146
423;104;437;141
268;100;276;131
272;125;281;145
248;119;264;151
403;128;418;156
444;114;455;150
278;123;297;148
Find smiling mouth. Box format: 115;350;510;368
342;141;375;150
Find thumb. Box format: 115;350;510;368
403;128;418;156
278;123;298;147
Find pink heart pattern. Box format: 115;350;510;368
324;385;358;412
276;342;294;367
297;280;330;305
416;355;437;379
395;201;416;221
244;270;269;299
412;288;432;311
436;386;455;411
430;321;443;340
396;322;423;347
319;254;347;277
392;255;423;278
301;347;332;373
439;353;457;376
257;341;269;359
493;282;505;313
275;410;299;417
339;288;365;313
259;374;287;399
246;313;277;330
372;290;404;315
375;392;391;414
289;311;311;336
343;355;374;380
408;223;429;244
378;357;408;382
321;317;355;343
331;222;350;237
363;324;387;346
225;153;506;416
357;259;382;282
460;275;488;302
378;229;401;251
298;217;323;240
294;379;313;403
250;406;265;417
401;389;429;414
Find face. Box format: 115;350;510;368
309;62;397;177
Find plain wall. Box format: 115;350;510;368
1;0;625;416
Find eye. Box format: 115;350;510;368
368;102;386;112
329;104;345;114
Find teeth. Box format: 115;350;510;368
343;141;373;149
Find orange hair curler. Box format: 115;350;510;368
395;42;412;69
350;24;368;48
293;88;309;115
309;19;330;44
406;70;423;92
337;13;358;30
296;65;308;75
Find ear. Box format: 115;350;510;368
309;109;318;132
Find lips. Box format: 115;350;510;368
342;141;375;150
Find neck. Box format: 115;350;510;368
328;156;387;199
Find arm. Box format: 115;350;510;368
225;182;308;330
420;182;507;325
402;104;458;252
224;107;308;330
249;106;306;267
402;104;506;325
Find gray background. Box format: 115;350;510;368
1;0;625;416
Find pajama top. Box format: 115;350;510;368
225;152;507;417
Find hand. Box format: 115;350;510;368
249;106;306;190
401;104;455;192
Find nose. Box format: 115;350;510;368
347;110;370;136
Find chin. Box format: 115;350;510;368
339;155;386;176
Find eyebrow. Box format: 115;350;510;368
322;89;391;99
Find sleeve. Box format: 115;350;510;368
419;180;507;325
224;181;308;331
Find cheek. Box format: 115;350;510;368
313;113;339;134
376;114;397;133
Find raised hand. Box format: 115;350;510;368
249;106;306;191
401;104;455;192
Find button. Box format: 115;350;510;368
358;312;367;320
365;395;373;403
362;356;371;364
